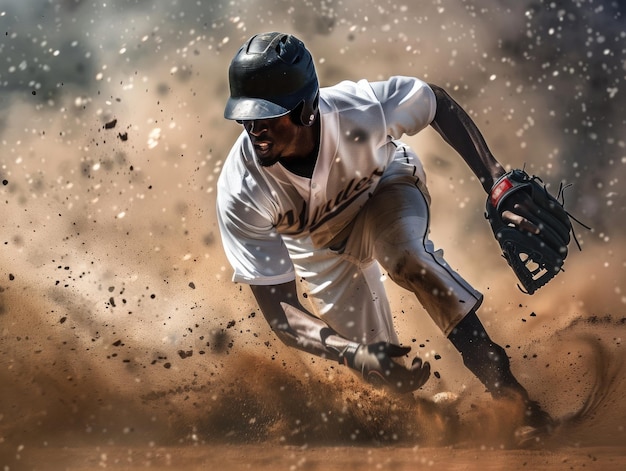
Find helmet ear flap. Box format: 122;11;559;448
290;91;319;126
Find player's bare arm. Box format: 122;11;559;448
250;282;431;394
428;83;505;192
427;83;577;293
249;281;350;359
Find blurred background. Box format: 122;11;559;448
1;0;624;456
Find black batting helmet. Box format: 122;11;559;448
224;32;319;126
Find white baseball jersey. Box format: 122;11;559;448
217;76;436;285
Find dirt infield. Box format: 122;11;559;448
5;444;626;471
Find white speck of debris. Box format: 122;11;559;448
148;128;161;149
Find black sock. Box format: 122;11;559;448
447;311;528;399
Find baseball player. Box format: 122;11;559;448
217;32;574;444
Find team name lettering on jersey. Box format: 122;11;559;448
275;166;385;235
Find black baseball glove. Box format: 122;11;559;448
485;169;577;294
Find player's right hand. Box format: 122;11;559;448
340;341;430;394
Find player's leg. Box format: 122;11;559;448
370;182;554;431
364;172;482;336
447;310;524;396
365;144;554;434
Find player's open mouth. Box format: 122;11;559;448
254;141;272;155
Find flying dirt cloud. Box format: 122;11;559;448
0;0;624;466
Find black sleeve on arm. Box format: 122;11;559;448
428;83;505;192
250;281;354;362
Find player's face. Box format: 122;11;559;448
241;115;304;167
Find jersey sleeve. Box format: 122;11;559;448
216;147;296;285
367;76;437;138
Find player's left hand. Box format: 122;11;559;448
498;189;544;235
485;168;578;294
340;341;431;394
